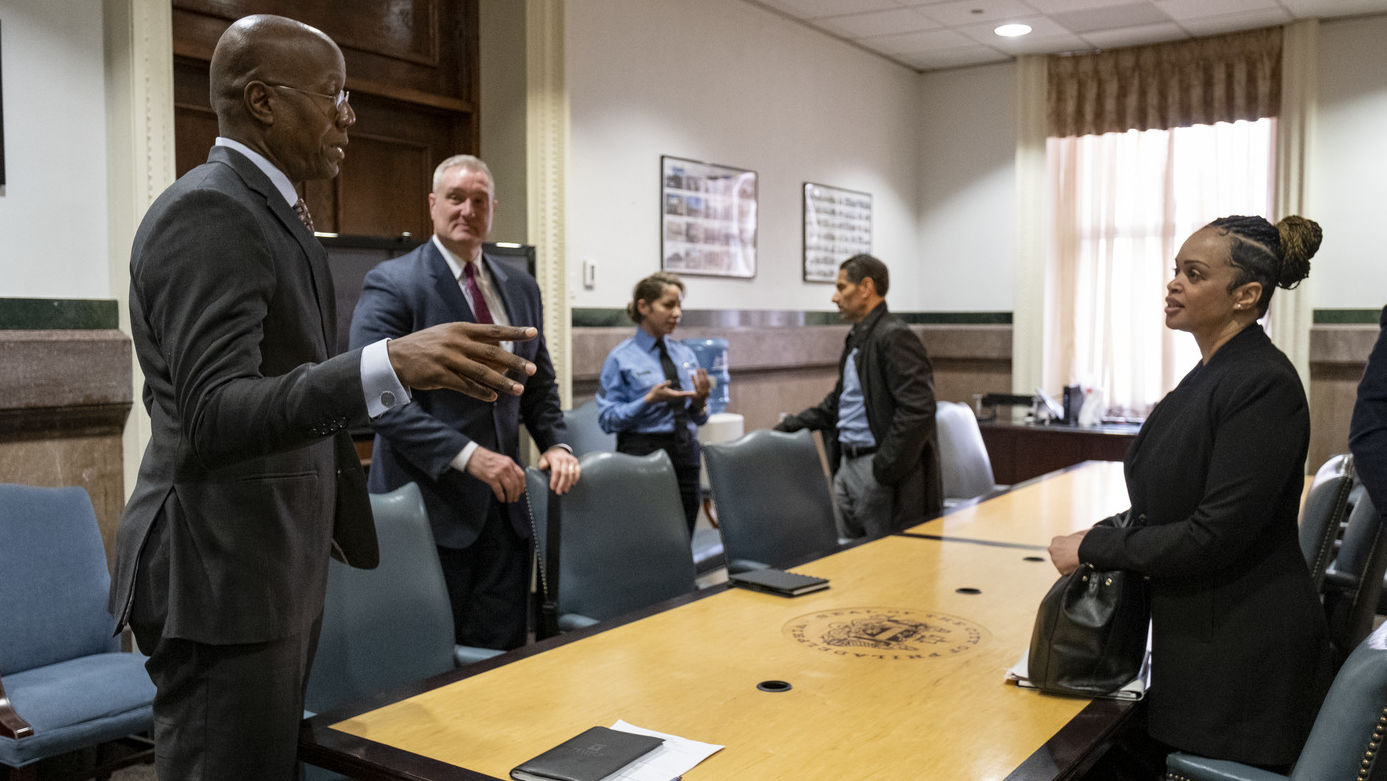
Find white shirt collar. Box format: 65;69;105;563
432;235;487;282
215;137;298;207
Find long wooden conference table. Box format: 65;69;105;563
301;461;1133;780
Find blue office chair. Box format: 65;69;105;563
303;483;503;780
703;429;840;573
526;451;697;631
562;398;616;456
935;400;1002;507
306;484;452;720
564;400;724;574
304;484;506;780
0;484;155;779
1165;621;1387;780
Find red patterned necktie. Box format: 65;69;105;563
463;262;494;324
293;198;315;232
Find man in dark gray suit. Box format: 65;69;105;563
350;155;579;652
108;15;537;779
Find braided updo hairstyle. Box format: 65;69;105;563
626;271;685;324
1206;215;1322;316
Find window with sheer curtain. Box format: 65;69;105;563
1043;119;1275;417
1042;27;1282;419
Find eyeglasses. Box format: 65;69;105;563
267;83;351;118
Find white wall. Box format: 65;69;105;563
0;0;110;299
916;62;1017;312
1312;14;1387;309
9;3;1385;315
565;0;923;312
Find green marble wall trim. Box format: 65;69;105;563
572;308;630;328
0;298;119;330
1314;309;1381;325
571;308;1012;328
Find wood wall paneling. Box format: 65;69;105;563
170;0;477;239
1308;324;1377;471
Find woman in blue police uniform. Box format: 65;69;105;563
597;272;710;532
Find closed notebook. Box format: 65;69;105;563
729;568;830;596
510;726;664;781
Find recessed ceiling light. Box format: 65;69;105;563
994;23;1032;37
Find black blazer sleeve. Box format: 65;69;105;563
1350;306;1387;515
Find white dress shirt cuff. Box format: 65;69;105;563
361;339;411;419
450;442;480;473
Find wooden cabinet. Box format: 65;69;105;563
978;420;1139;485
170;0;478;239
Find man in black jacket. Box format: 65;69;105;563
775;254;942;537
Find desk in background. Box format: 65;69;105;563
979;419;1140;484
301;462;1135;780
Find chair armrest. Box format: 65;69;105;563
0;671;34;739
558;613;599;631
454;645;505;666
1165;752;1287;781
727;559;771;574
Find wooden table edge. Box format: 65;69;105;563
298;460;1133;780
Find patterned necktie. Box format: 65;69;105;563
463;262;494;324
293;198;315;232
656;339;693;449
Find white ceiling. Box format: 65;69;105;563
743;0;1387;71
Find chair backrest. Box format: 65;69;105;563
1299;473;1356;592
1323;491;1387;658
702;429;839;572
526;450;696;624
304;483;456;716
1289;622;1387;780
934;400;998;501
563;399;616;456
1310;452;1354;493
0;484;117;675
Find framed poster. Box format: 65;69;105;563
661;155;757;278
803;182;872;282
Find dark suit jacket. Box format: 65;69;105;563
1350;305;1387;517
349;241;567;548
777;302;942;527
109;146;378;646
1080;325;1333;766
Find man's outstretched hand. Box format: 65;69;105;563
388;322;538;401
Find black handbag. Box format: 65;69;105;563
1027;511;1150;696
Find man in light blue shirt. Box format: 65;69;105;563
776;255;941;537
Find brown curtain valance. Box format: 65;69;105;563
1048;26;1282;138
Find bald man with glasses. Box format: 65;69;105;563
108;15;537;779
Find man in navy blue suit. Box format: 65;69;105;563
350;155;578;650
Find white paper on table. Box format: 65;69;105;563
1003;647;1150;701
600;720;724;781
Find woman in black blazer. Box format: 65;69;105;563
1048;215;1334;770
